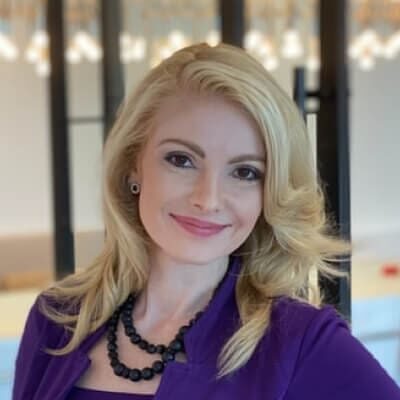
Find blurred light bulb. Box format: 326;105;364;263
359;53;375;70
0;33;19;61
32;30;48;47
168;30;187;50
349;37;363;59
257;38;274;57
281;29;303;59
86;45;102;62
74;31;89;47
159;45;174;60
307;55;320;71
36;60;50;77
74;31;102;62
383;30;400;59
131;37;146;60
263;55;279;71
120;32;132;49
66;44;82;64
244;29;263;51
25;44;39;63
359;29;377;46
206;30;220;46
307;36;320;71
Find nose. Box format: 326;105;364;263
189;171;222;213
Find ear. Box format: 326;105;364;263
127;144;145;184
128;171;139;184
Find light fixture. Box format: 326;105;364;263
206;30;220;47
281;28;304;59
0;32;19;61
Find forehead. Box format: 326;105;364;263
149;93;265;157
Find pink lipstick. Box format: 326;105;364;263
170;214;229;238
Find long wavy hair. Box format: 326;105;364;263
39;42;351;379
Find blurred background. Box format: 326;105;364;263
0;0;399;397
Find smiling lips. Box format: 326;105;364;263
170;214;230;237
171;214;229;229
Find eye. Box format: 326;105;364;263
233;166;263;182
164;152;194;168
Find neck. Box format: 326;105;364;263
133;253;230;326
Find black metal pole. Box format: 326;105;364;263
317;0;351;322
219;0;245;47
100;0;124;141
293;67;306;120
47;0;75;280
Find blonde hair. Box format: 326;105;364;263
39;42;351;379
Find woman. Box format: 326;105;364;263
13;43;400;399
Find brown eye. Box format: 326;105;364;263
165;153;194;168
233;167;263;181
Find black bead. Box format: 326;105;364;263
113;363;125;376
147;344;157;354
169;339;183;353
152;360;164;373
108;322;118;331
130;334;141;344
178;325;189;336
128;369;142;381
194;311;203;320
161;351;175;363
175;332;184;341
107;342;117;352
110;358;119;367
124;326;135;336
107;332;117;342
156;344;166;354
122;308;131;315
139;340;148;350
110;314;119;323
122;367;130;378
142;368;155;380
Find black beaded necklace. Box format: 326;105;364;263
106;269;228;382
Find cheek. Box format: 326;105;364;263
237;195;263;228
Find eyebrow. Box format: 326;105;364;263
158;138;266;164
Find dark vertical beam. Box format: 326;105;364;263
47;0;75;280
219;0;245;47
100;0;124;141
317;0;351;322
293;67;306;120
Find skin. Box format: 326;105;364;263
129;92;266;329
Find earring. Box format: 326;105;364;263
130;182;141;194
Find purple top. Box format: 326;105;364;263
67;387;153;399
12;254;400;400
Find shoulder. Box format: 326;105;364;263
269;297;400;399
269;295;347;341
259;295;349;379
22;292;72;348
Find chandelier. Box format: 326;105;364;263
0;0;399;77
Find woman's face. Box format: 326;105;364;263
130;93;266;265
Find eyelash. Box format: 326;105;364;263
164;152;263;182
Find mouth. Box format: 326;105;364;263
169;214;229;238
169;213;229;229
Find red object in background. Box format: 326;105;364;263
381;263;400;276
